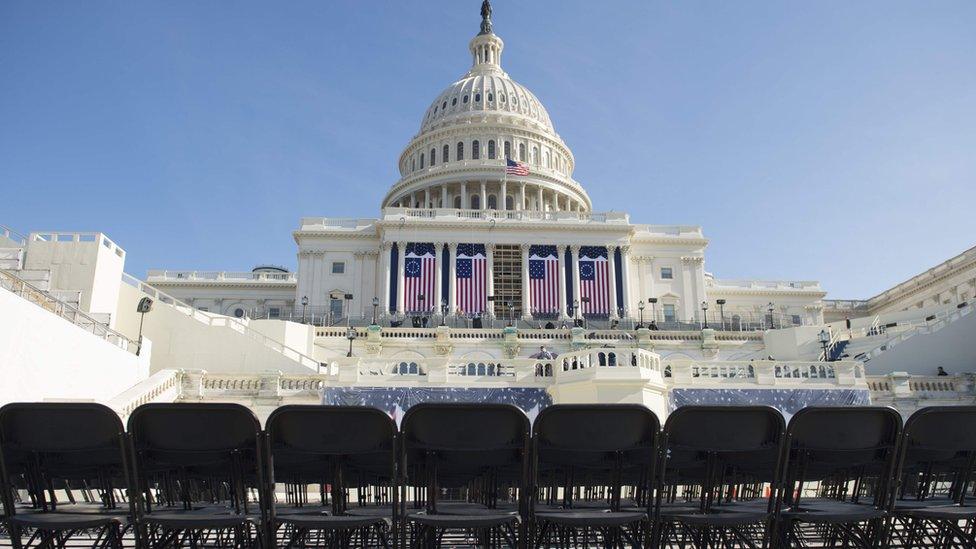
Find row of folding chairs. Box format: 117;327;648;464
1;402;975;548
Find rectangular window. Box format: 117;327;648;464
332;261;345;274
660;267;673;280
663;304;676;323
791;314;801;326
269;307;281;318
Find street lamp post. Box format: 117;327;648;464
580;297;590;329
301;295;308;324
508;302;515;327
648;298;658;324
767;302;775;330
344;294;354;327
572;299;579;326
371;297;379;325
346;326;357;357
440;299;448;326
701;301;709;329
637;300;645;329
716;299;726;329
819;329;831;362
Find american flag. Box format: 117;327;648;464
579;246;610;316
506;158;529;176
404;243;436;314
529;245;560;316
456;243;486;315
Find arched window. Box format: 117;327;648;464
504;141;511;159
463;95;469;104
411;158;415;171
505;195;514;210
475;93;481;102
457;142;464;161
472;140;480;160
471;195;480;209
453;196;461;208
487;93;494;102
499;93;506;103
443;144;449;163
430;148;436;166
467;363;476;376
452;97;457;106
442;101;447;110
532;146;539;164
518;143;526;161
487;194;497;209
487;363;496;376
409;362;419;374
477;363;486;375
488;140;496;159
419;153;424;169
544;151;550;168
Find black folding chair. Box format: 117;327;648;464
0;402;132;549
656;405;786;549
530;404;659;548
127;403;266;548
889;406;976;548
778;406;902;548
400;403;530;548
265;405;395;548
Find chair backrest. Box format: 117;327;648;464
662;406;786;511
784;406;902;507
0;403;128;512
533;404;659;510
265;405;397;512
401;403;530;511
898;406;976;505
127;403;263;514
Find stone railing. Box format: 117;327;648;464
663;359;865;388
554;348;663;380
146;270;297;283
1;268;135;353
314;325;764;343
709;279;823;291
0;224;28;246
867;373;975;399
107;369;185;418
380;207;629;225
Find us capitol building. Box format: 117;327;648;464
149;5;827;330
1;2;974;422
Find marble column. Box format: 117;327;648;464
500;179;507;210
480;180;487;210
424;188;430;208
440;186;447;208
381;244;392;313
486;243;496;317
461;182;468;209
620;245;632;318
570;245;582;317
521;244;531;319
396;241;406;315
448;243;458;314
607;246;619;319
519;182;526;211
434;242;444;313
537;186;544;212
557;245;568;319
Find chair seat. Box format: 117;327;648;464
660;509;769;527
893;499;959;511
10;512;121;530
344;506;393;517
278;514;389;529
905;504;976;520
536;510;646;527
408;512;518;529
275;507;331;516
143;511;256;529
781;500;885;524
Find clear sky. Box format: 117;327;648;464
2;1;974;299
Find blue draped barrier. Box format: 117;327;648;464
669;388;872;420
321;386;553;423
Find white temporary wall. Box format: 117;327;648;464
0;287;149;404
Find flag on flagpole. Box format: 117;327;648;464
404;243;436;313
456;244;487;315
506;158;529;176
578;246;610;315
529;245;559;316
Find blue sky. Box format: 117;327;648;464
2;1;973;299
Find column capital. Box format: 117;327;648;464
447;242;459;252
620;245;632;255
570;244;582;255
556;244;568;253
380;242;392;251
485;242;496;253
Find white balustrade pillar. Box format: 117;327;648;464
500;179;508;210
480;180;488;210
434;242;444;313
570;245;582;317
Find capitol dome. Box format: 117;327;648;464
382;1;591;213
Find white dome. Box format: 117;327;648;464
382;2;591;213
420;72;555;136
